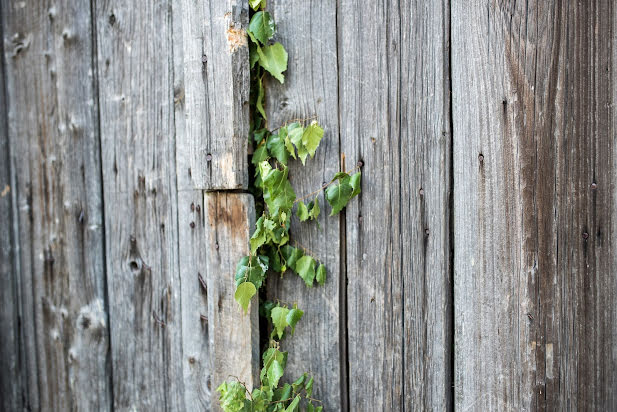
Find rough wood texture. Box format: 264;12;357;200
172;4;213;409
338;0;452;410
1;1;111;410
179;0;249;190
453;1;617;410
205;192;259;409
0;21;22;411
96;1;184;410
264;0;343;409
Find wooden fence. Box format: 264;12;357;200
1;0;615;410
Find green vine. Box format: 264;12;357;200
217;2;361;411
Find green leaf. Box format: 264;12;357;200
234;282;256;314
267;359;284;388
281;245;303;271
260;164;296;217
271;306;290;339
288;124;309;164
301;121;324;158
350;171;362;197
295;255;316;287
307;403;315;412
257;43;288;83
250;216;267;254
252;143;268;167
249;40;259;68
286;308;304;335
316;263;326;286
248;12;275;45
217;381;247;412
266;134;289;165
325;171;361;215
296;202;309;221
285;395;300;412
305;376;314;397
235;255;268;289
256;75;266;119
308;198;320;220
249;0;266;11
283;134;296;160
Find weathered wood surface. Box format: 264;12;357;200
96;1;184;410
264;0;344;409
205;192;259;410
338;0;452;410
0;24;21;412
172;3;213;410
453;1;617;410
179;0;249;190
1;1;111;410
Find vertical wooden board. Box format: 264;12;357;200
0;26;21;411
452;1;617;410
171;4;213;409
263;0;343;409
338;0;452;410
96;1;184;410
2;1;111;411
179;0;249;190
205;192;259;410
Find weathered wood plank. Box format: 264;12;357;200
205;192;259;410
0;22;22;411
1;1;111;410
263;0;343;409
95;1;184;410
171;3;213;409
179;0;249;190
338;0;452;409
452;1;617;409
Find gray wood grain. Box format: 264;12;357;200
0;19;22;410
171;3;213;409
338;0;452;410
95;1;184;410
263;0;343;409
205;192;259;410
452;1;617;410
1;0;111;410
179;0;249;190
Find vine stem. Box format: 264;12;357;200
293;162;363;205
270;115;318;133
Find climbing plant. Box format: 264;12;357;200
217;2;361;411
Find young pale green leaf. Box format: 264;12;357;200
267;359;284;388
286;308;304;335
301;121;324;158
296;202;309;222
249;0;266;11
234;282;256;314
295;255;316;287
271;306;290;339
316;263;326;286
217;381;246;412
284;395;300;412
284;135;296;159
266;134;289;165
248;11;275;45
257;42;287;83
287;124;310;165
252;143;268;167
308;198;320;220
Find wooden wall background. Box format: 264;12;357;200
1;0;615;411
